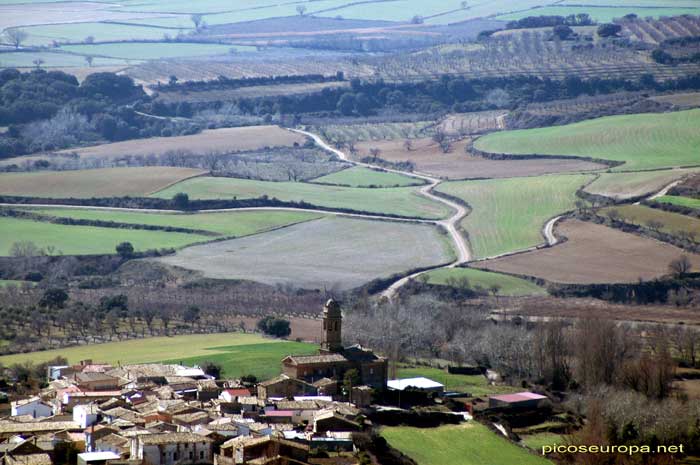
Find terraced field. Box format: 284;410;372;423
0;167;205;198
474;109;700;172
153;216;455;290
657;195;700;210
604;204;700;237
396;366;518;396
383;423;553;465
496;5;700;23
424;267;546;296
436;174;593;259
153;176;452;219
310;166;423;187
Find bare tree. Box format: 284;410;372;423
84;55;94;67
369;147;381;160
606;208;621;222
403;139;413;151
6;29;28;49
669;255;692;278
32;58;44;69
190;14;204;30
645;219;664;233
296;5;307;15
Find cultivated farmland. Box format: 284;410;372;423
354;138;605;180
0;167;205;198
496;6;700;23
474;219;700;283
0;332;316;380
657;195;700;210
436;174;593;258
310;166;423;187
474;109;700;171
152;216;455;290
584;169;700;200
153;176;452;219
60;42;254;61
57;126;305;159
424;267;546;296
382;423;553;465
603;204;700;238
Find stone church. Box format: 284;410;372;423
281;299;388;390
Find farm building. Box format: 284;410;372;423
488;392;548;409
387;377;445;394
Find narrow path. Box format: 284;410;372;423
289;128;472;299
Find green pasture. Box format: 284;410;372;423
424;267;546;296
153;176;452;219
20;22;174;47
437;174;592;258
382;423;554;465
0;332;315;380
497;5;700;22
396;365;518;396
521;432;566;452
657;195;700;210
474;109;700;172
0;280;34;288
310;166;423;188
61;42;254;60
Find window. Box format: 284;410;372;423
200;451;204;459
189;452;193;459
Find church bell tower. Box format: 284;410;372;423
321;298;343;353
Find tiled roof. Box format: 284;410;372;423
139;432;213;445
283;354;348;365
0;421;80;434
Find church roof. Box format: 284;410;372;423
282;354;348;366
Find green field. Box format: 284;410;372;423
21;22;174;47
0;279;34;288
437;174;592;258
0;216;208;256
0;209;320;256
23;208;322;237
153;176;452;219
396;365;518;396
474;110;700;172
424;267;546;296
585;169;700;200
310;166;423;188
604;204;700;237
496;5;700;22
382;423;553;465
657;195;700;210
0;332;316;380
60;42;254;60
0;51;130;68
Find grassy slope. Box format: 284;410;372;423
605;204;700;236
657;195;700;210
0;216;208;256
0;334;315;380
382;423;553;465
24;208;322;237
474;109;700;171
521;433;566;453
396;366;518;396
153;176;451;219
437;174;592;258
0;167;206;198
310;166;423;187
424;267;546;296
61;42;255;60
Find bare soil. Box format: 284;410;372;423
59;126;305;158
474;219;700;283
354;138;605;179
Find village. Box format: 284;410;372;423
0;300;550;465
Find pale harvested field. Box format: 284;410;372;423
58;126;305;158
0;167;205;198
650;92;700;109
153;216;454;290
355;138;605;179
585;168;700;200
474;219;700;283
